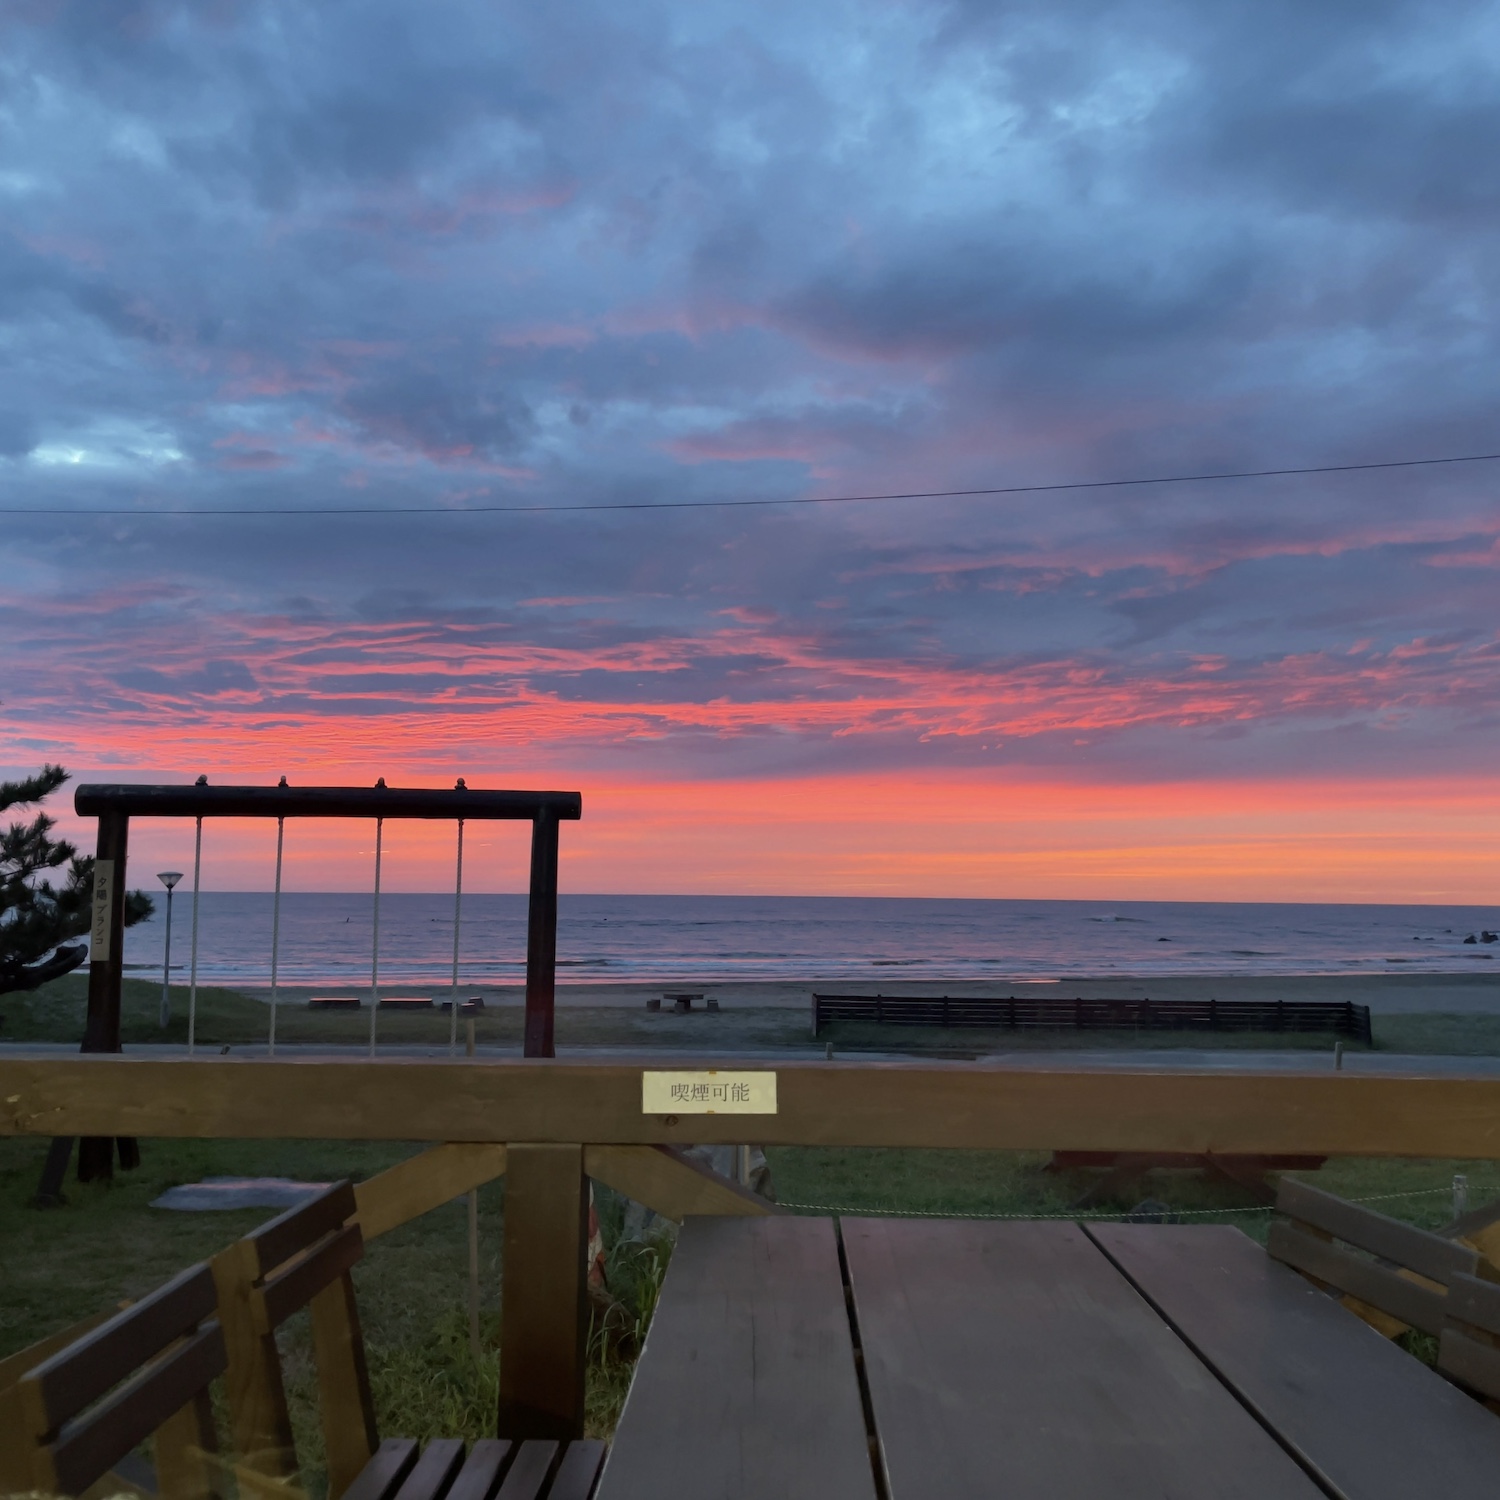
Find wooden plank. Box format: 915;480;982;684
41;1325;226;1499
1091;1223;1500;1500
0;1308;118;1397
842;1217;1321;1500
258;1225;364;1331
498;1145;588;1441
583;1145;779;1221
391;1438;465;1500
11;1057;1500;1158
1266;1221;1448;1335
152;1387;220;1500
251;1181;358;1275
496;1442;557;1500
1439;1327;1500;1401
1449;1269;1500;1336
209;1239;297;1485
354;1143;509;1241
1277;1178;1480;1282
310;1272;378;1500
446;1440;513;1500
596;1217;875;1500
548;1441;605;1500
21;1264;217;1429
343;1439;420;1500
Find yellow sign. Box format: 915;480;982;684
90;860;115;962
641;1070;778;1115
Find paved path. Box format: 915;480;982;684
5;1039;1500;1075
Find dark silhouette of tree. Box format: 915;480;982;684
1;764;153;996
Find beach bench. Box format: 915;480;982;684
1439;1271;1500;1410
1266;1177;1483;1336
214;1181;604;1500
2;1262;225;1500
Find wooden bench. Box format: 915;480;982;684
214;1180;605;1500
1440;1271;1500;1410
4;1262;225;1500
1266;1176;1482;1336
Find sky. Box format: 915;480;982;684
3;0;1500;899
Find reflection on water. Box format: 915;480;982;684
118;893;1500;986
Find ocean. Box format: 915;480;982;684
118;894;1500;988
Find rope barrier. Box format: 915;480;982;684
777;1183;1500;1222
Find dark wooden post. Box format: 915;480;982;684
497;1143;588;1439
523;810;560;1059
78;810;136;1181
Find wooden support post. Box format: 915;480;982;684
523;811;560;1059
209;1241;298;1486
79;809;132;1183
498;1143;587;1440
308;1272;378;1500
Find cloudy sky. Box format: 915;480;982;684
4;0;1499;898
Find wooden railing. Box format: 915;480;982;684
5;1052;1500;1443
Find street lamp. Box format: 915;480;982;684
157;872;183;1028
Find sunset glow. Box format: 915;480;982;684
5;2;1499;904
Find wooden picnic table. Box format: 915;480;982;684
597;1215;1500;1499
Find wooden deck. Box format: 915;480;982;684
599;1216;1500;1500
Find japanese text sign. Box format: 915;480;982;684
641;1070;778;1115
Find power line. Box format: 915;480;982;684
5;448;1499;517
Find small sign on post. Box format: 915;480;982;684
90;860;115;963
641;1070;778;1114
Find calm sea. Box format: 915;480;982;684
117;894;1500;988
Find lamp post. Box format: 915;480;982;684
157;872;183;1028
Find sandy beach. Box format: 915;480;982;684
237;971;1500;1015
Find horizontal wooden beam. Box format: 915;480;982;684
74;783;581;822
6;1057;1500;1158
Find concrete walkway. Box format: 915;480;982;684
5;1039;1500;1076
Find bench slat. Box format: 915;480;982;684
23;1265;217;1430
446;1440;513;1500
392;1438;466;1500
1448;1270;1500;1337
343;1438;421;1500
1266;1220;1448;1334
548;1441;605;1500
1276;1179;1477;1282
596;1217;875;1500
251;1180;358;1276
844;1217;1319;1500
1439;1328;1500;1401
48;1324;226;1499
259;1225;364;1331
496;1441;557;1500
1092;1223;1500;1500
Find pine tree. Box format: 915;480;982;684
0;764;154;996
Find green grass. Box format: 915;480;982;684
11;973;1500;1056
0;1134;659;1497
0;974;813;1051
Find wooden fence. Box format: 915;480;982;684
811;993;1375;1042
4;1053;1500;1443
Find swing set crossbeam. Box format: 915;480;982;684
74;784;582;822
